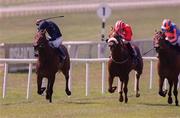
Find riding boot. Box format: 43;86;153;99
57;46;66;63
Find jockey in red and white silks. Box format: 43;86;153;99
114;20;136;57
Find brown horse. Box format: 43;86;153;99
107;27;143;103
33;31;71;103
153;31;179;106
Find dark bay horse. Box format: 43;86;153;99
107;28;143;103
33;31;71;103
153;31;179;106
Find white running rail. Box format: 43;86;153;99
1;57;179;99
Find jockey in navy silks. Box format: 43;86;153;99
36;19;66;62
161;19;180;48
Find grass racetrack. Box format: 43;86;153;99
0;5;180;118
0;62;180;118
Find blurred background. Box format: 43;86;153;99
1;0;180;42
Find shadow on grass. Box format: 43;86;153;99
139;102;174;107
1;100;33;106
65;100;101;105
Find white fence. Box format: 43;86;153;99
0;57;179;99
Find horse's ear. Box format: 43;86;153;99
155;29;157;33
111;26;114;31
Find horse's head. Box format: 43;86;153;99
33;31;48;51
108;36;126;61
153;30;170;52
33;31;49;57
107;37;119;49
107;27;124;51
108;26;119;39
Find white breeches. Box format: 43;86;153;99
49;37;63;48
172;36;180;46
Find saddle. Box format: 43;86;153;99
166;41;180;53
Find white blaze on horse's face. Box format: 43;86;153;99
108;37;118;46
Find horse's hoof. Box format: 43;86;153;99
66;90;71;96
108;89;113;93
108;86;117;93
119;96;123;102
175;101;179;106
37;87;46;95
46;94;50;100
125;98;128;103
136;93;140;97
168;97;173;104
49;99;52;103
37;91;41;95
159;91;167;97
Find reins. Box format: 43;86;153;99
110;56;129;64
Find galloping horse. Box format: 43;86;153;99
107;27;143;103
153;31;179;106
33;31;71;103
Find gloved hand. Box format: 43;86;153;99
165;37;169;40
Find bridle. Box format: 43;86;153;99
108;37;129;64
33;32;48;50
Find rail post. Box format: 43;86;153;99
26;63;32;99
101;61;106;94
85;62;89;96
2;63;8;98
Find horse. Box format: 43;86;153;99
107;27;143;103
33;31;71;103
153;30;179;106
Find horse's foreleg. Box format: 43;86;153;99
158;77;167;97
124;76;129;103
173;80;179;106
135;73;140;97
37;75;44;95
46;79;50;100
168;79;173;104
119;79;123;102
46;76;55;103
108;75;116;93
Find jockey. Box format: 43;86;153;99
114;20;135;58
161;19;180;47
36;19;66;62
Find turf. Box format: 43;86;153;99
0;62;180;118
